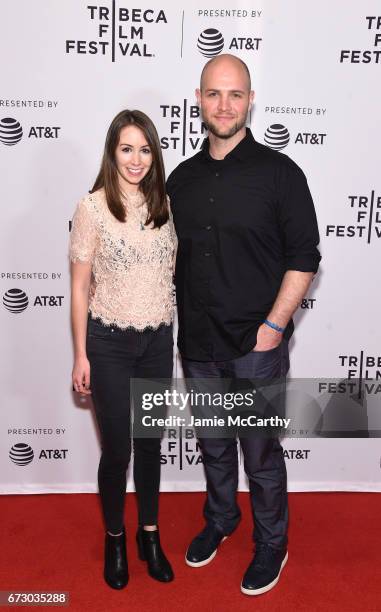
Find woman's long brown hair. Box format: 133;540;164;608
91;109;168;228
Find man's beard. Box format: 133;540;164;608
205;116;247;139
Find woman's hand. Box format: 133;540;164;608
72;355;91;395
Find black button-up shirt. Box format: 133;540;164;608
167;128;321;361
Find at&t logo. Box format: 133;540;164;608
326;191;381;242
264;123;326;150
2;288;64;313
0;118;23;145
264;125;290;150
197;29;224;57
196;28;262;57
0;117;61;146
9;443;68;465
3;288;29;313
300;298;316;310
9;443;34;466
283;449;310;460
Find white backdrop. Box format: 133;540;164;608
1;0;380;493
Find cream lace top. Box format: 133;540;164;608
69;188;177;330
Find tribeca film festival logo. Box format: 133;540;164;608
264;124;327;151
160;430;310;469
65;4;167;61
0;117;60;146
9;443;68;466
339;352;381;381
196;27;262;57
160;101;207;156
161;429;202;468
2;289;64;313
326;191;381;242
340;16;381;64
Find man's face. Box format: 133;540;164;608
196;60;254;139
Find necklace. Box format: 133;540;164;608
139;204;146;231
121;190;146;230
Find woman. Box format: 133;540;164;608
69;109;176;589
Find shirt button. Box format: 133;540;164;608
205;225;212;231
204;252;211;257
209;197;214;203
215;172;219;177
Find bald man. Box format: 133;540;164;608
167;54;320;595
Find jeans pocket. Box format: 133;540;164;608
248;344;283;378
252;344;282;354
158;322;173;333
87;318;114;340
157;323;174;343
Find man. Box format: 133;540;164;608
166;54;320;595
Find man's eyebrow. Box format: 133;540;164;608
204;88;246;93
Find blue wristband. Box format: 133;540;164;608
264;319;285;333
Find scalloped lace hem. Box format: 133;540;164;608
89;310;173;331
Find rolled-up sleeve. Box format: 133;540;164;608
277;160;321;273
69;197;97;264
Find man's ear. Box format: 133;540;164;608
195;88;201;106
249;90;255;107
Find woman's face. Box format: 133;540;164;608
115;125;153;192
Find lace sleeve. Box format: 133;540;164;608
69;196;97;264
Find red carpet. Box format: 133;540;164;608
0;492;380;611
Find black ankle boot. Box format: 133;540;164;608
104;528;129;589
136;527;174;582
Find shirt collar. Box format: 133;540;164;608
201;127;258;162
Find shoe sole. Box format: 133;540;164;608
240;551;288;596
185;536;228;568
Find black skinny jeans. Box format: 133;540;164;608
86;316;173;533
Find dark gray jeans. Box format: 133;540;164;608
182;341;289;550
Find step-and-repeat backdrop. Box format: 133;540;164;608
1;1;380;493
